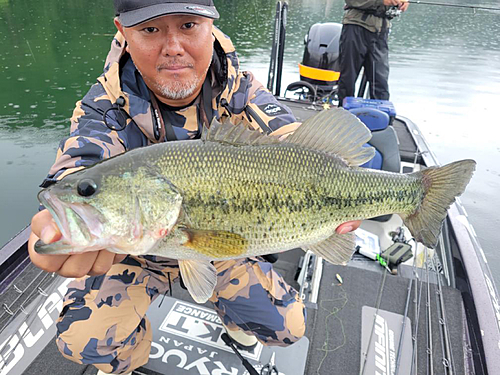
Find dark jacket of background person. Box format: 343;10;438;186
342;0;392;33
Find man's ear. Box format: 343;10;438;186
114;18;129;52
114;17;125;37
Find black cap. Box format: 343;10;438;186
114;0;219;27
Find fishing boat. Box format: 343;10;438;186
1;2;499;374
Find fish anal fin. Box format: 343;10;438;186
181;228;248;258
304;232;356;265
179;260;217;304
285;108;375;167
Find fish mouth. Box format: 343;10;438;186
37;190;104;252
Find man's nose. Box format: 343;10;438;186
162;34;184;56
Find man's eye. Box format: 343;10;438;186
143;27;158;33
182;22;195;29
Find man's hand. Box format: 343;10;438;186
336;220;362;235
383;0;402;6
28;210;126;278
399;0;409;12
383;0;409;11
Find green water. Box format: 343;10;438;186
1;0;499;285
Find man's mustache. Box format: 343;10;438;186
157;60;194;70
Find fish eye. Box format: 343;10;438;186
77;179;98;197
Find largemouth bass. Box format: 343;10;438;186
35;108;476;302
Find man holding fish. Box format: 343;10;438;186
28;1;363;374
28;1;476;374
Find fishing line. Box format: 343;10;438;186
26;40;36;63
315;287;349;375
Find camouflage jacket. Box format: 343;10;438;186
42;27;299;185
343;0;392;33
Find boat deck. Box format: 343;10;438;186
8;248;468;375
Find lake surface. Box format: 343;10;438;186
1;0;499;285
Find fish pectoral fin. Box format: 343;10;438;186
180;228;248;258
179;260;217;304
304;232;356;265
34;239;75;255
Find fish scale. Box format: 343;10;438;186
150;140;424;259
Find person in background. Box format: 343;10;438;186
337;0;409;106
28;1;362;373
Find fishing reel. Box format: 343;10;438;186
386;6;402;19
378;227;413;274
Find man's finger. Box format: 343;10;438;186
114;254;127;264
28;229;69;274
30;210;61;242
57;251;99;278
336;220;362;235
88;250;119;276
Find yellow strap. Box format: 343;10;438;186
299;63;340;82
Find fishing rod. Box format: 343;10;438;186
409;241;424;375
431;256;449;375
394;277;413;375
407;0;500;12
410;264;424;375
424;247;434;375
267;1;281;93
359;267;389;375
431;255;456;374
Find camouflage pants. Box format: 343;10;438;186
55;256;306;374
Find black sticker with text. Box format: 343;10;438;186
259;103;287;117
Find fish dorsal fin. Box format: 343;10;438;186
285;108;375;167
202;118;280;146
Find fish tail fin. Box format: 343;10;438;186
403;159;476;248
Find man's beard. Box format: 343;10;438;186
153;73;202;100
140;59;211;101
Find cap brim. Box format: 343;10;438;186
118;3;219;27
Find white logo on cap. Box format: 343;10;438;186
185;6;215;16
